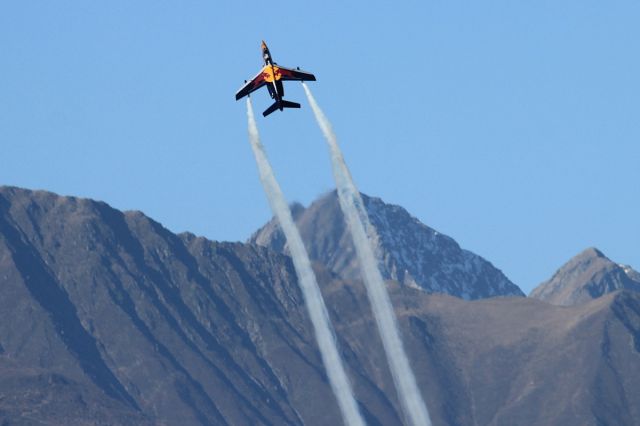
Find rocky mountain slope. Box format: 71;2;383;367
1;186;640;425
530;247;640;306
251;191;523;300
0;186;391;425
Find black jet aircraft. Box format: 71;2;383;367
235;41;316;117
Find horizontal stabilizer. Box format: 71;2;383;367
263;100;301;117
281;100;300;109
263;102;280;117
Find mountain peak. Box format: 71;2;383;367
577;246;606;260
530;247;640;305
251;191;524;300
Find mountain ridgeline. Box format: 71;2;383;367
1;186;639;425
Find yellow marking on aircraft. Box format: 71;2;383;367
261;65;282;83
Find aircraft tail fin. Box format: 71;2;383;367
263;100;301;117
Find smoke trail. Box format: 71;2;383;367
246;99;365;426
302;84;432;426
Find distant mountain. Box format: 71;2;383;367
251;191;524;300
2;186;640;425
530;247;640;306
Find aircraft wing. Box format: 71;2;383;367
235;69;268;100
276;66;316;82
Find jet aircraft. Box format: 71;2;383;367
235;41;316;117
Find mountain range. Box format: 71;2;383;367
1;185;639;425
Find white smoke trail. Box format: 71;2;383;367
246;99;365;426
302;84;432;426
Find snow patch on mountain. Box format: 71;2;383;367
361;195;523;299
620;264;640;282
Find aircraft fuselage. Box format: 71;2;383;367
235;41;316;117
261;42;286;109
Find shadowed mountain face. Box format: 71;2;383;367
0;186;390;425
1;186;640;425
250;191;524;300
530;247;640;306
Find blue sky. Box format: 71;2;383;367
1;1;638;294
